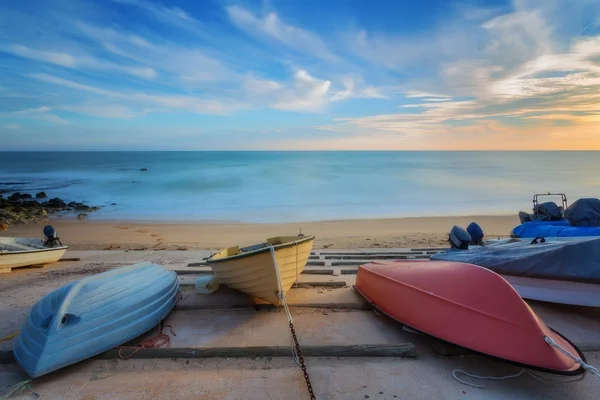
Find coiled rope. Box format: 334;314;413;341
452;335;599;389
0;380;39;400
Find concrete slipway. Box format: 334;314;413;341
0;249;599;399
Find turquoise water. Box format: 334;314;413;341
0;151;599;222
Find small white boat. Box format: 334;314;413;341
500;275;600;308
0;237;68;273
434;235;600;307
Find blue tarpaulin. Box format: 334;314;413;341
511;220;600;238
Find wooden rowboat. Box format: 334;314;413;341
354;260;585;375
0;237;68;273
14;262;179;377
206;235;315;305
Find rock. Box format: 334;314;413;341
68;201;78;208
21;200;39;209
140;168;148;171
35;191;47;199
8;192;21;201
111;203;117;206
77;213;88;220
44;198;67;209
75;205;93;212
20;193;33;199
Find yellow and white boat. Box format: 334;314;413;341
206;235;315;305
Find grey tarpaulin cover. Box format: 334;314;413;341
564;198;600;227
430;237;600;283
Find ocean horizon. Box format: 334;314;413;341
1;151;599;223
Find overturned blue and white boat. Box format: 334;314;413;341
432;236;600;308
14;262;179;378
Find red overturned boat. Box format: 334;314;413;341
354;260;585;375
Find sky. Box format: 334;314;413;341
0;0;599;150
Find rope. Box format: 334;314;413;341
294;244;299;289
0;380;39;400
545;336;600;378
0;331;19;343
116;324;176;360
268;245;300;364
269;244;316;399
452;336;599;389
452;369;525;388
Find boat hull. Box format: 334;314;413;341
0;237;68;271
501;275;600;308
354;260;585;375
207;235;314;305
14;262;179;378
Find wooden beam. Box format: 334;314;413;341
97;344;417;360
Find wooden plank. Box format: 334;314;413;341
178;281;346;289
175;270;213;275
175;269;335;276
307;261;326;266
332;261;362;266
96;344;417;360
187;262;204;267
324;255;430;260
340;269;358;275
2;343;415;365
292;281;346;288
176;302;370;311
411;248;448;252
320;252;424;256
301;269;334;275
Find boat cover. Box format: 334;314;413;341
511;219;600;238
533;202;563;221
430;237;600;283
564;198;600;227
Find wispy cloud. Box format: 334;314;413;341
1;44;157;78
226;5;338;61
0;105;69;125
29;73;243;116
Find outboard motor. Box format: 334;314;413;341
448;225;471;250
467;222;484;246
43;225;63;247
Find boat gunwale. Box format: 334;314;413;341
206;235;315;264
353;280;587;376
0;245;69;256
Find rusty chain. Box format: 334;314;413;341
289;321;316;400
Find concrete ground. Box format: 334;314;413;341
1;250;600;399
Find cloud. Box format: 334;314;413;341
29;73;242;116
76;22;239;84
2;44;157;78
112;0;207;38
60;104;138;119
271;70;332;112
0;105;69;125
226;5;338;61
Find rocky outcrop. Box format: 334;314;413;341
0;193;102;225
35;192;48;198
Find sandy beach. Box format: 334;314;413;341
1;214;517;251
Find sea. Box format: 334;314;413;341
1;151;599;223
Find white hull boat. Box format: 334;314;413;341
0;237;68;273
501;275;600;308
